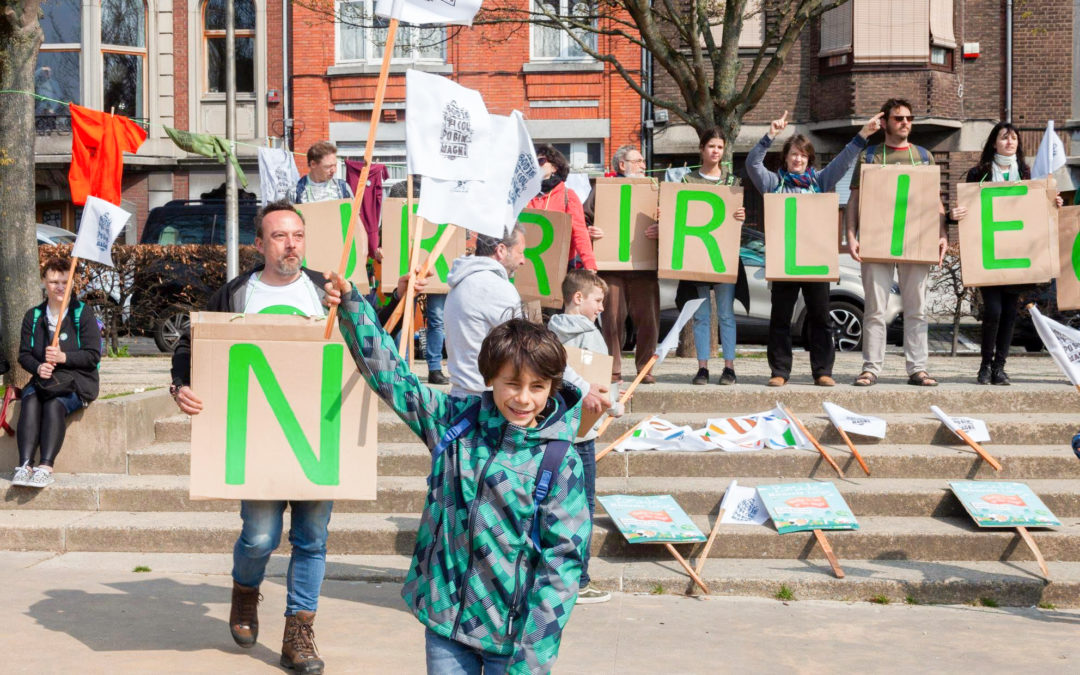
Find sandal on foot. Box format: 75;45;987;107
908;371;939;387
853;371;877;387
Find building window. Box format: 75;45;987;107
532;0;596;60
707;0;765;50
551;140;602;171
336;1;446;64
102;0;147;119
819;0;953;68
36;0;81;130
203;0;256;93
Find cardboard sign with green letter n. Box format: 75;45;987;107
295;198;370;294
378;198;467;295
956;180;1057;287
513;208;572;309
764;193;840;281
658;183;743;283
189;313;377;500
591;177;659;270
857;165;941;264
1057;206;1080;310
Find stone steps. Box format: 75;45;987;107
8;473;1080;519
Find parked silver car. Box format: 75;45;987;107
658;229;903;351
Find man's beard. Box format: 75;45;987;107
274;256;301;277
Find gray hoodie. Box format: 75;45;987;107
547;312;619;441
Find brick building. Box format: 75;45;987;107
649;0;1080;210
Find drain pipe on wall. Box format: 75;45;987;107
282;0;292;147
1005;0;1013;122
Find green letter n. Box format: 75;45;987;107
672;190;727;273
980;185;1031;270
225;343;344;485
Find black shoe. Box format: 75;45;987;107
991;367;1010;386
428;370;449;385
692;367;709;385
977;363;991;385
718;367;737;386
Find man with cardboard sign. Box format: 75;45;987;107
955;180;1056;288
845;98;947;388
378;197;467;294
513;208;573;309
1058;206;1080;311
657;182;743;283
170;200;392;674
583;145;661;384
295;197;370;295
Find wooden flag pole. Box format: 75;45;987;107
595;417;648;462
812;529;845;578
324;18;400;339
594;354;657;439
664;543;710;595
781;404;844;478
953;428;1003;472
397;173;420;359
834;426;871;476
384;224;458;334
49;257;80;348
1016;526;1051;578
693;507;725;578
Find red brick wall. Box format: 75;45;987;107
121;174;149;239
1012;0;1073;127
174;0;188;132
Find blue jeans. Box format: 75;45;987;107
426;293;446;372
232;500;333;615
425;629;510;674
574;439;596;587
692;283;736;361
22;384;83;415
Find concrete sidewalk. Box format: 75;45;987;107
1;552;1076;674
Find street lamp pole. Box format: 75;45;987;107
225;0;239;280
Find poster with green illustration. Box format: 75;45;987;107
597;495;706;544
756;482;859;534
949;481;1061;528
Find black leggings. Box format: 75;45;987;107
16;392;70;467
979;285;1021;366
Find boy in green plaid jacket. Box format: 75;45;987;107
326;272;591;674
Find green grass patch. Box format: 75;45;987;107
1037;601;1056;610
106;345;131;358
775;584;795;601
904;595;919;605
132;565;151;573
977;597;999;608
868;594;890;605
649;583;664;595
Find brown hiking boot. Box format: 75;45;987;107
281;611;324;673
229;581;261;648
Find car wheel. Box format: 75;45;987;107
829;301;863;352
154;306;192;353
1024;340;1044;353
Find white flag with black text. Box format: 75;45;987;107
406;70;491;180
375;0;483;26
71;196;131;267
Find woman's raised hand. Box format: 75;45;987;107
769;111;789;138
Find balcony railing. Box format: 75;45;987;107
36;113;72;136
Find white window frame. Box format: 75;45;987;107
548;140;603;172
335;0;446;65
101;0;148;119
530;0;597;62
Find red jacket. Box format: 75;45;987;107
527;180;596;270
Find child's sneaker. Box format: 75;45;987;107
576;585;611;604
11;465;32;487
27;467;54;488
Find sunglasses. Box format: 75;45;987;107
890;115;914;122
537;157;548;166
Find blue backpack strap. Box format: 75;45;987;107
72;303;83;349
529;439;572;553
338;178;352;198
30;307;42;349
864;144;878;165
294;175;308;203
430;401;481;479
915;145;931;164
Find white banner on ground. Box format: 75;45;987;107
772;404;812;449
1030;305;1080;385
718;480;770;525
823;401;887;439
613;410;806;453
72;196;131;267
930;405;991;443
406;70;491;179
375;0;483;26
654;298;705;365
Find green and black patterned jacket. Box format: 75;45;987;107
337;289;590;674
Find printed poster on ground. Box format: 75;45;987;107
949;481;1061;528
597;494;707;544
755;482;859;534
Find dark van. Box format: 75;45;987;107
140;199;259;245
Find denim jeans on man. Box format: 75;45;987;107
232;499;333;615
574;439;596;587
425;293;447;373
426;629;510;674
693;283;737;361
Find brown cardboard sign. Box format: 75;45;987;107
857;165;942;264
379;198;468;294
592;178;659;271
564;345;615;433
764;193;841;281
189;312;378;501
1056;205;1080;310
295;198;370;294
956;180;1056;287
657;183;743;283
514;208;572;309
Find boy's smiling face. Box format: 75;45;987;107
488;362;552;428
574;286;605;322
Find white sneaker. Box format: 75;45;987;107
11;465;32;487
576;585;612;604
27;467;54;488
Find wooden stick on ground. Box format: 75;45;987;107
50;257;79;348
324;18;400;339
954;428;1003;472
813;529;845;579
664;543;710;595
781;404;844;478
594;417;648;462
693;508;725;579
594;354;657;439
834;426;871;476
383;224;458;334
1016;526;1050;578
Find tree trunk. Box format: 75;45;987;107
0;1;44;387
951;301;962;357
